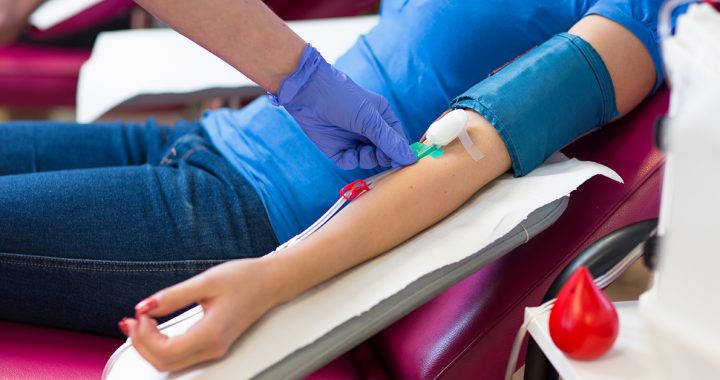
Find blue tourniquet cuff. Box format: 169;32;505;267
450;33;618;176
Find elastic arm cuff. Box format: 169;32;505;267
450;33;618;176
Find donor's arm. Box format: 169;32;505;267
124;15;656;372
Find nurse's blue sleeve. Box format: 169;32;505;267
585;0;664;92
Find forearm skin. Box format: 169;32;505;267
264;111;510;303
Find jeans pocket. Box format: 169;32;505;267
160;132;210;166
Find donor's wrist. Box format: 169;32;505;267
257;251;308;305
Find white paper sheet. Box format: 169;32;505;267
30;0;104;30
77;16;379;122
104;155;622;380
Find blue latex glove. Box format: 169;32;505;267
268;44;417;170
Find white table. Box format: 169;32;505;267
525;301;662;380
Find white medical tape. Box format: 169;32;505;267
426;109;484;161
457;129;484;161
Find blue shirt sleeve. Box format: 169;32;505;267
584;0;665;92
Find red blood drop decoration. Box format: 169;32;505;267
549;266;619;360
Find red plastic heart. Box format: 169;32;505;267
549;266;619;360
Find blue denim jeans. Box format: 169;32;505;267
0;120;278;336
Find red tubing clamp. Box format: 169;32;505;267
340;179;370;201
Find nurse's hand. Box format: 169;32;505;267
120;258;283;372
269;44;417;170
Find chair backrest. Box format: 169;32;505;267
0;45;90;106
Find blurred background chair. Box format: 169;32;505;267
0;0;136;118
0;0;380;119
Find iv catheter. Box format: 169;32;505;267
269;109;483;254
422;109;484;161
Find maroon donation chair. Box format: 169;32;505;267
0;0;136;107
0;83;668;379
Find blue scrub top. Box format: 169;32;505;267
202;0;663;243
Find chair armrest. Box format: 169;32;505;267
543;218;657;301
524;218;657;380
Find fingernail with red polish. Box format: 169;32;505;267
135;297;158;315
118;318;130;336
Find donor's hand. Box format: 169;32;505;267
119;258;283;372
